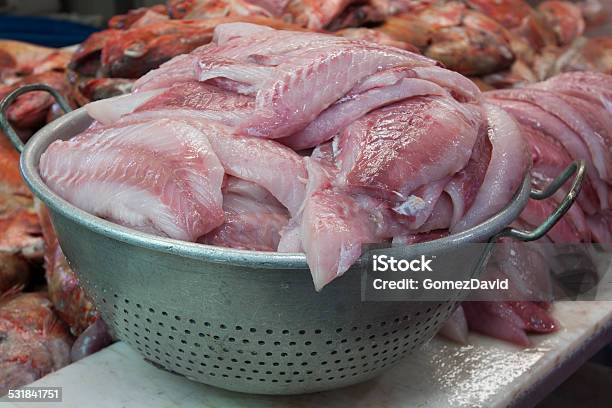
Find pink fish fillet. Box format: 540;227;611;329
200;177;289;251
520;123;600;215
519;201;581;244
392;176;451;230
335;97;482;200
462;301;530;346
84;88;166;125
191;25;434;134
587;212;612;244
531;72;612;109
133;54;200;92
301;188;379;290
462;300;557;346
417;193;454;233
212;21;275;45
443;121;491;228
279;77;449;150
452;103;529;233
40;119;225;241
488;98;609;210
116;112;308;216
487;88;611;183
491;239;553;302
190;121;308;215
132;81;255;126
239;43;433;138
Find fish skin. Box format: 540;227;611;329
0;292;73;395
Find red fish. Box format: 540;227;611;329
0;291;73;395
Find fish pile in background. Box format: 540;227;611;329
0;41;112;393
379;0;612;83
67;0;612;104
0;291;73;395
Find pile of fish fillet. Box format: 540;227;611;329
40;22;523;285
38;23;611;345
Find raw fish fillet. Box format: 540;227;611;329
462;301;556;347
488;88;611;183
200;178;289;251
452;104;529;232
116;111;308;215
84;88;166;125
132;54;199;92
131;81;254;126
236;42;434;138
392;177;451;230
335;97;482;200
443;122;491;228
587;212;612;244
531;71;612;108
488;98;609;210
279;76;448;150
417;193;454;232
40;119;225;241
139;23;436;140
301;188;379;290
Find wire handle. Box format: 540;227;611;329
0;83;72;153
499;160;586;242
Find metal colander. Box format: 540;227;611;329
0;85;584;395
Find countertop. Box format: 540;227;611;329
5;300;612;408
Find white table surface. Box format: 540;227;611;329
5;300;611;408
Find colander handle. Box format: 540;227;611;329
0;83;73;153
499;160;586;242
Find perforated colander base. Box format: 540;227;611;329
96;292;455;394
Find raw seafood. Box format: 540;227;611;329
42;25;608;307
200;178;289;250
378;2;516;76
335;97;482;200
460;72;612;346
0;71;75;133
38;204;113;360
40;119;225;241
42;23;531;292
69;16;305;80
451;103;529;232
0;292;73;395
0;140;43;286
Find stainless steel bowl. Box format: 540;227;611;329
1;85;585;394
